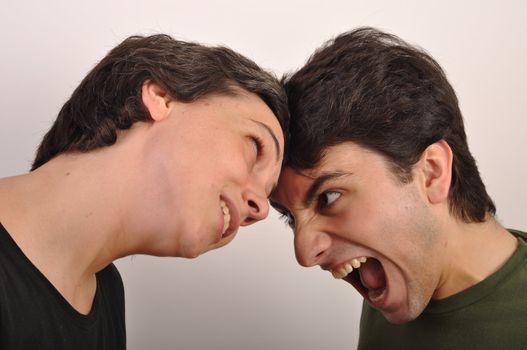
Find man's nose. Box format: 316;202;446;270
294;223;331;267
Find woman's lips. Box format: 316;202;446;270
218;196;240;241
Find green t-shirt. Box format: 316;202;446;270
358;229;527;350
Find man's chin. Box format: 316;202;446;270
377;302;423;325
382;312;414;325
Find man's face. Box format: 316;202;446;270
271;142;446;324
136;89;284;258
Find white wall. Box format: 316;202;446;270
1;1;526;349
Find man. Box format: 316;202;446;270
0;34;288;349
271;27;526;349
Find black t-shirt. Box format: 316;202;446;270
0;223;126;349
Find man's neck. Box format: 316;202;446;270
432;217;517;300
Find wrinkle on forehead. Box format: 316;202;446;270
273;147;359;213
272;167;315;210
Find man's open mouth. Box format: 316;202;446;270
334;257;388;306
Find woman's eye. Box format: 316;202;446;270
250;136;264;158
319;191;341;208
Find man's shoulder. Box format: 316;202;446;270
508;228;527;241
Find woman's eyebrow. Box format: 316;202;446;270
249;119;280;163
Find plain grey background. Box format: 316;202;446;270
1;1;526;349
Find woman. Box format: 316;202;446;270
0;34;288;349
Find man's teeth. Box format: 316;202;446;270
220;200;231;235
331;257;368;279
368;288;386;303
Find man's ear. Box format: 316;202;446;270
141;80;172;121
417;139;453;204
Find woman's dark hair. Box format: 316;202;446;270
32;34;289;170
282;27;495;223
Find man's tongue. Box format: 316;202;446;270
359;258;386;290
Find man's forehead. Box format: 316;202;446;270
272;168;310;202
273;143;366;202
278;167;316;187
293;142;374;175
273;167;324;199
280;144;359;180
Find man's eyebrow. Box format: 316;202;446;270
303;172;350;207
268;182;278;199
250;119;280;163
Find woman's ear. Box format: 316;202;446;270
418;139;453;204
141;80;172;121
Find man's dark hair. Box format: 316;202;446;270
281;27;495;223
32;34;289;170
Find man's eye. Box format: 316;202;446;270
319;191;341;208
278;212;295;229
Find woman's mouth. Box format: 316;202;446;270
220;199;231;236
219;197;240;240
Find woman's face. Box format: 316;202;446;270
136;88;284;258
